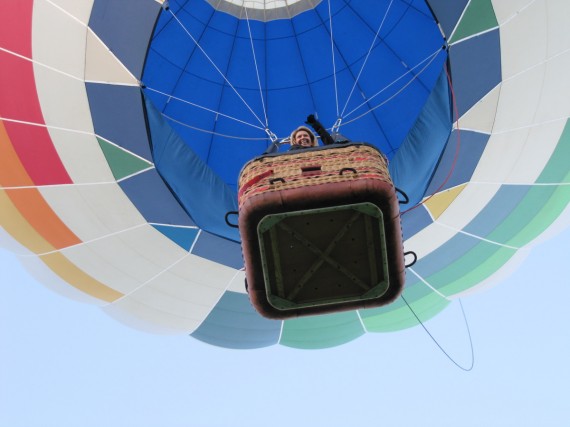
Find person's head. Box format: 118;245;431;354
290;126;317;148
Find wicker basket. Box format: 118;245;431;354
238;143;404;319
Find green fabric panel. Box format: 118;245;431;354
504;185;570;247
361;291;450;332
415;238;514;296
486;186;556;245
537;119;570;184
97;137;152;180
407;185;569;297
449;0;498;44
280;120;570;343
440;245;515;295
280;311;364;349
486;119;570;246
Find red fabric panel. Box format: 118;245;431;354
0;0;33;56
0;3;72;185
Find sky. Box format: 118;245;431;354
1;226;569;427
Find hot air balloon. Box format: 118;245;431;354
1;0;569;349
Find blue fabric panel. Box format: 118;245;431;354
410;231;479;284
425;0;469;39
463;185;531;240
449;29;502;117
389;67;453;207
86;83;152;161
143;1;447;190
152;225;199;251
191;291;281;349
119;168;195;226
145;97;240;242
425;130;490;194
89;0;160;77
405;186;532;290
401;204;433;241
192;231;243;270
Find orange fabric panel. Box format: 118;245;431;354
2;119;80;250
5;188;81;250
0;190;55;254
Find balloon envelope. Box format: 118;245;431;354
0;0;569;349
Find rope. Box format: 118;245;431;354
401;294;475;371
167;8;266;129
340;0;395;118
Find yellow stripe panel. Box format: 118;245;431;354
0;119;34;187
40;252;123;302
0;121;81;249
2;118;81;249
423;184;467;219
1;120;122;303
1;190;123;302
0;190;56;253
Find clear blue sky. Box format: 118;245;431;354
1;226;569;427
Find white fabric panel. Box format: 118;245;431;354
33;0;109;186
473;124;562;184
85;29;139;85
472;128;529;182
0;229;101;304
501;120;566;184
103;255;238;333
47;129;115;183
493;64;545;132
492;0;536;26
405;184;503;258
534;51;570;122
498;0;547;80
59;225;189;294
405;222;458;259
545;0;570;57
435;182;503;231
458;85;500;133
38;183;146;241
32;0;89;80
41;0;95;25
498;0;570;124
33;67;94;132
226;269;247;294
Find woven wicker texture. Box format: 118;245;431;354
238;144;391;208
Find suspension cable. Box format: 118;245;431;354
244;7;269;128
167;8;266;129
327;0;340;119
340;0;395;118
145;86;265;131
161;113;271;140
342;46;445;125
401;294;475;371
